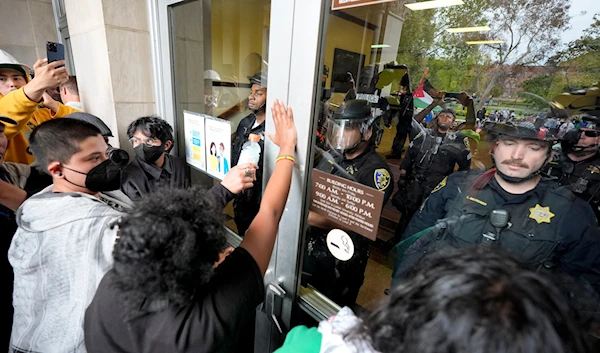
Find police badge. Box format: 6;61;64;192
374;168;391;191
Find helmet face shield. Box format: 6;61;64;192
325;118;366;151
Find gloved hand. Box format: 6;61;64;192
397;173;407;189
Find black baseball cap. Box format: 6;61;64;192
65;112;114;137
0;115;17;126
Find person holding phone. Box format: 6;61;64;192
0;48;76;164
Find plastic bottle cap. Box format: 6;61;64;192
248;133;260;142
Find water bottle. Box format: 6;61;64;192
238;133;261;165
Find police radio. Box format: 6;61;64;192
482;209;510;247
573;178;589;193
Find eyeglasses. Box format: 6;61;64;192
583;130;600;138
129;137;162;147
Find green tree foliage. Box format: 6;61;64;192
520;74;554;98
547;13;600;97
396;0;572;107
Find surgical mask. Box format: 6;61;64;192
134;143;165;164
63;159;123;192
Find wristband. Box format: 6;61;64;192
276;155;295;163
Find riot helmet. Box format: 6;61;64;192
326;99;382;154
487;120;557;183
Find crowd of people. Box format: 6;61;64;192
2;45;600;353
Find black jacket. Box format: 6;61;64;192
399;170;600;296
231;113;265;219
546;151;600;222
399;128;471;190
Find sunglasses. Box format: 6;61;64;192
583;130;600;137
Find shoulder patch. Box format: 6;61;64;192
463;136;470;149
431;176;448;193
374;168;391;191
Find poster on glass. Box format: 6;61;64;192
183;110;206;172
204;116;231;180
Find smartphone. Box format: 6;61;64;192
46;41;65;68
444;92;463;100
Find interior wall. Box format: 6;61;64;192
210;0;270;84
0;0;59;69
323;14;375;88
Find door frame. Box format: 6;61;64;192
149;0;329;350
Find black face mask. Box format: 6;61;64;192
63;159;122;192
134;144;165;164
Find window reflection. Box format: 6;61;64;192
304;0;600;314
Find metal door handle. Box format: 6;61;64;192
265;283;286;334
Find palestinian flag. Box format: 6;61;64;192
413;75;441;111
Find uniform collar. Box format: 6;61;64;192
136;154;173;181
488;175;547;204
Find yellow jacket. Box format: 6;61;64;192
0;88;78;164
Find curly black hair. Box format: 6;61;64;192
126;116;174;149
112;186;228;318
349;247;592;353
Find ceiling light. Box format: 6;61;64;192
371;44;391;49
446;26;491;33
465;40;504;44
405;0;464;11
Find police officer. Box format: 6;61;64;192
231;71;267;235
545;113;600;222
385;67;414;159
303;99;393;307
390;107;471;242
391;121;600;299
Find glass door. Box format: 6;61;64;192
296;0;600;338
150;0;326;351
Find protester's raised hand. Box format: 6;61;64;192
220;163;257;194
269;99;297;151
24;59;68;102
458;91;473;106
32;59;68;90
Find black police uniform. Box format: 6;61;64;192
231;113;265;235
388;92;414;157
392;169;600;298
303;146;393;307
546;151;600;222
391;128;471;240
